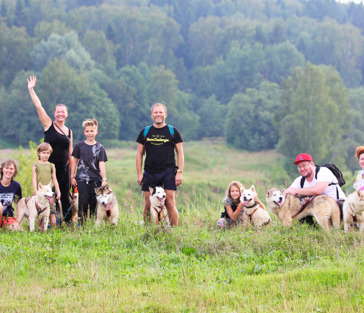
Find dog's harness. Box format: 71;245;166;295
152;205;164;224
291;195;317;219
25;196;47;214
245;204;272;226
246;207;258;221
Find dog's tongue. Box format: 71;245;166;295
243;200;248;206
159;197;165;206
278;202;283;207
46;196;54;205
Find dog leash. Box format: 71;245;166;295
291;195;317;219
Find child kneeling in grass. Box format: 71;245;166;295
70;119;107;224
216;181;265;228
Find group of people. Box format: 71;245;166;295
1;75;364;230
0;76;184;229
217;150;364;227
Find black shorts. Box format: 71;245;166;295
141;168;176;192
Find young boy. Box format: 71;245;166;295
70;119;108;224
32;142;61;227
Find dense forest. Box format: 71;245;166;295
1;0;364;171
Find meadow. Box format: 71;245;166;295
1;141;363;312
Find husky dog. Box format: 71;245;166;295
149;186;171;227
70;192;79;224
240;185;271;228
95;185;119;225
343;189;364;233
265;188;341;232
16;182;54;231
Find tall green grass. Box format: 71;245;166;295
1;141;363;312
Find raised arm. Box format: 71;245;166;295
27;76;52;130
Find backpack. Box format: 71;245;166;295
300;164;345;188
143;125;175;140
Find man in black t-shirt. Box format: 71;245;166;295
136;103;184;226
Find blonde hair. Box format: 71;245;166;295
37;143;53;160
0;159;18;181
151;103;167;114
355;146;364;160
82;118;98;129
54;104;68;112
223;181;244;203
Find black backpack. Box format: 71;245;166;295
300;164;345;199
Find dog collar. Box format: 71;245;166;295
245;203;258;209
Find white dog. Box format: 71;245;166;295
149;186;170;227
95;185;119;226
343;189;364;233
16;182;54;231
240;185;271;228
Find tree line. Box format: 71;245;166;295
0;0;364;173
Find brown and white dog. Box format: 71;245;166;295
95;185;119;226
240;185;271;228
265;188;341;232
16;182;54;231
343;189;364;233
149;186;171;227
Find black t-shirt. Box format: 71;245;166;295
136;125;183;173
221;201;238;219
44;123;71;166
72;141;108;181
0;180;22;217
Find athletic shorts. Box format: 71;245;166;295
141;167;176;192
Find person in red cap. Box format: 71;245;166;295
284;153;346;201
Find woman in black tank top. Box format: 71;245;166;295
27;75;73;223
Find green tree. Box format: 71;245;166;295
264;41;305;84
225;81;280;151
30;31;94;72
197;95;225;139
81;30;117;72
275;62;351;165
0;22;32;87
38;60;120;142
148;65;179;109
0;71;43;145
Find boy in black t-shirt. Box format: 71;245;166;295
70;119;108;223
136;103;184;226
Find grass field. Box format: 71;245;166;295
1;141;363;312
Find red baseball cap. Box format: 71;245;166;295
293;153;313;165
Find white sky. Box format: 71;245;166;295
336;0;364;3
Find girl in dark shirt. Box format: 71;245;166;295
0;159;22;230
27;76;73;222
217;181;245;228
216;181;266;228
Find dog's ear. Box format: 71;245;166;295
161;184;164;189
266;189;271;197
280;188;285;193
38;182;43;189
250;185;255;192
149;187;154;194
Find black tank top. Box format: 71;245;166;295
44;123;71;166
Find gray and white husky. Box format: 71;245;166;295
16;182;54;231
95;185;119;226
